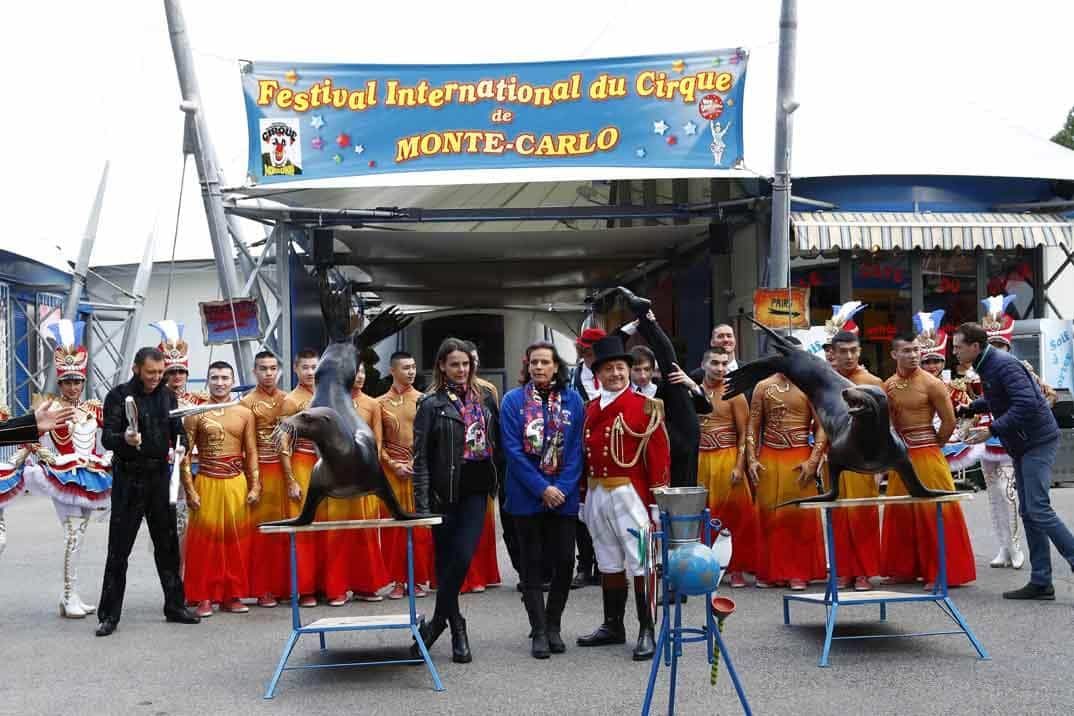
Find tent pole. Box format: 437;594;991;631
113;231;159;386
769;0;799;294
163;0;252;377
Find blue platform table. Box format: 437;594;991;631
258;516;444;699
783;493;989;667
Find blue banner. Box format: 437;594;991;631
241;50;747;183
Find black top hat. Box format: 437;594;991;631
590;335;634;373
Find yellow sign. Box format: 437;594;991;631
753;288;810;329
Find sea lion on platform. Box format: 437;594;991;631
723;317;953;505
262;305;422;527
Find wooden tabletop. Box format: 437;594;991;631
258;516;443;534
795;493;973;509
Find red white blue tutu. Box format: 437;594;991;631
29;454;112;509
942;441;983;472
0;462;24;508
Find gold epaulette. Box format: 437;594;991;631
30;393;56;410
643;396;665;419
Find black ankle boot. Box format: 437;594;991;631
576;586;627;647
522;589;550;659
616;285;653;317
632;578;656;661
545;590;567;654
410;614;447;658
449;614;472;663
1003;582;1055;600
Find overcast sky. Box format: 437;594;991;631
2;0;1071;270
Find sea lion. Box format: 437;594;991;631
261;305;422;527
723;317;953;505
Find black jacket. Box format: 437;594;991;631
102;376;186;462
967;345;1059;457
0;413;38;446
412;387;502;512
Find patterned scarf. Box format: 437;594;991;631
522;382;566;476
446;383;490;461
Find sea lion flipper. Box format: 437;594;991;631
895;459;955;498
376;483;424;521
724;355;788;399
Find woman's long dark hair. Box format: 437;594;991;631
431;337;476;394
518;341;569;390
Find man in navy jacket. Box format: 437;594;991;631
954;322;1074;601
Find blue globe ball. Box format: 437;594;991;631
665;542;721;596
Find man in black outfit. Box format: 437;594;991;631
95;347;200;636
617;287;710;488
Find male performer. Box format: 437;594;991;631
570;327;607;589
151;320;205;563
576;335;670;661
881;333;976;589
955;322;1074;601
315;361;392;605
690;324;739;384
378;351;433;599
19;320;111;617
278;349;320;606
240;350;289;607
695;346;757;587
182;361;260;617
821;303;867;369
828;330;883;591
96;347;200;636
745;344;827;590
616;294;710;490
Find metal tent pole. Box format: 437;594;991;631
163;0;252;377
768;0;799;292
113;231;159;385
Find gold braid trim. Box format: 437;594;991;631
610;407;663;469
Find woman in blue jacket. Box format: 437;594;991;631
501;341;584;659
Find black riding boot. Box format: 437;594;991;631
545;588;568;654
409;613;448;658
576;586;627;646
632;577;656;661
522;589;550;659
449;614;472;663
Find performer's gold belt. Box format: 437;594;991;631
197;455;245;478
588;476;633;491
700;426;738;451
898;426;939;449
257;445;280;464
294;438;317;455
762;427;811;449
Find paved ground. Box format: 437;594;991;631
4;489;1074;716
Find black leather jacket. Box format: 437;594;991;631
412;387;501;512
102;376;185;462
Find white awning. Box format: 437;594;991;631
791;212;1073;255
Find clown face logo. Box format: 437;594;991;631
260;119;303;176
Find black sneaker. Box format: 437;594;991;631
1002;582;1055;600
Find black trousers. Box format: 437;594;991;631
432;491;488;621
514;512;576;601
97;459;186;624
634;315;702;488
497;482;523;576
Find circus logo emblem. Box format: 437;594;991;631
260;119;303;176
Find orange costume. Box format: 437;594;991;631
747;375;827;584
378;384;434;588
240;385;289;599
696;378;757;574
279;385;318;596
315;391;393;600
181;402;260;603
830;365;884;580
881;368;976;586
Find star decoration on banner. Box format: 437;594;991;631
683;121;697;136
666;135;677;146
653;120;669;136
284;69;299;84
726;98;735;107
332;154;343;164
311;136;324;150
336;132;351;148
635;147;647;158
310;115;325;129
671;59;685;73
353;144;365;155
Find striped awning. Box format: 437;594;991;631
791;212;1073;255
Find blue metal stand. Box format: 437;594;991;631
640;509;753;716
783;497;990;667
262;519;445;699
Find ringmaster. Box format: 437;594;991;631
954;322;1074;601
95;347;200;636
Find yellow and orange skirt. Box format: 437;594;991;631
830;469;882;578
184;471;252;603
247;458;292;598
755;445;826;583
379;461;434;587
697;446;758;574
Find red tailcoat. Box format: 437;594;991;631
583;390;671;505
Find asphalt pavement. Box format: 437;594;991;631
4;488;1074;716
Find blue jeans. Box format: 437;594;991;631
432;491;489;621
1013;437;1074;585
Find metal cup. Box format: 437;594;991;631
652;486;709;545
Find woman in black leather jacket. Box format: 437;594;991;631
411;337;501;663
